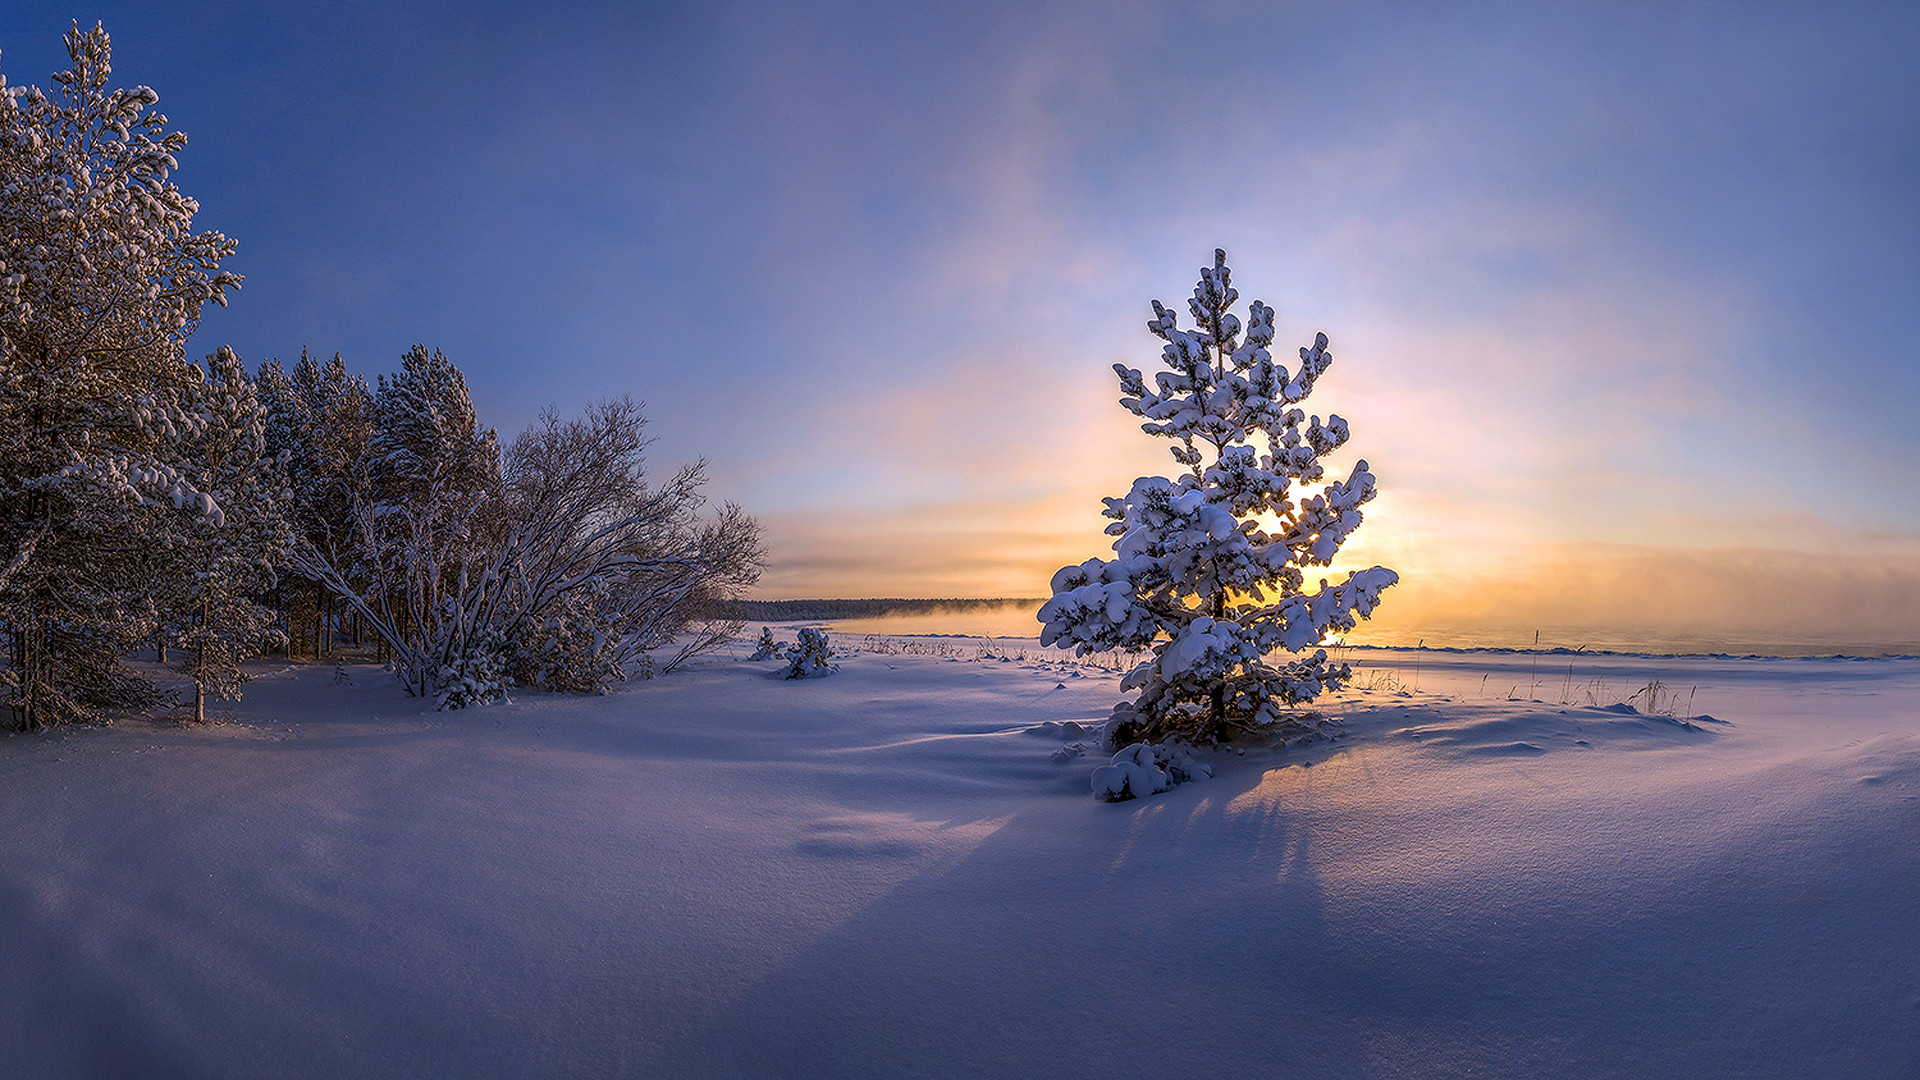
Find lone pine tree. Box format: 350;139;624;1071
1040;250;1397;748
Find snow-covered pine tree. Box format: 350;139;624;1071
369;346;505;705
1040;249;1397;750
748;627;780;661
167;346;292;723
781;627;834;679
509;582;621;694
257;349;375;657
0;23;241;728
282;345;502;702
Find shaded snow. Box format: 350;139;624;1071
2;643;1918;1078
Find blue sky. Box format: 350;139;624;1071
5;2;1917;644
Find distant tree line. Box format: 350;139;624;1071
0;25;760;730
718;598;1044;622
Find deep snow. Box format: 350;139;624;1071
2;638;1917;1078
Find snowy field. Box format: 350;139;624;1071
3;636;1918;1079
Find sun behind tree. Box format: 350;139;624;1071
1040;249;1397;762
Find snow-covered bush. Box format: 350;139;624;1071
509;584;620;694
1090;741;1213;802
1041;250;1397;750
282;384;764;708
485;399;761;683
782;628;835;679
748;628;781;661
435;629;510;710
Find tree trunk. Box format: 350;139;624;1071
1209;586;1227;741
196;597;209;723
7;617;31;731
18;612;46;731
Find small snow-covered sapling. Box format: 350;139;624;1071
748;628;781;661
782;628;836;679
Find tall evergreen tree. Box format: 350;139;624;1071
167;346;291;722
0;23;240;728
284;345;505;702
1040;250;1397;750
257;350;374;657
366;345;502;698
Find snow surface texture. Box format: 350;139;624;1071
3;638;1918;1078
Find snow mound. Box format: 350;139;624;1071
1026;720;1093;739
1395;701;1723;757
794;816;929;860
1090;741;1212;801
1844;734;1920;789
